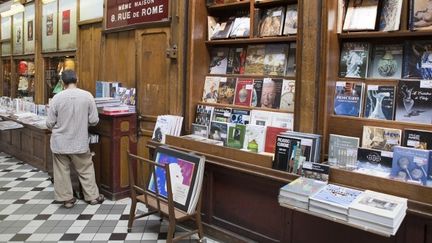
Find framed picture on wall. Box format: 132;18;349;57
42;0;58;52
13;13;24;55
24;2;35;54
1;16;11;40
58;0;77;50
79;0;103;22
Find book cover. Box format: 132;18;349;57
410;0;432;30
364;85;396;120
259;6;285;37
230;109;250;125
343;0;380;31
333;81;365;117
250;109;273;126
302;162;330;182
280;79;295;112
212;107;232;123
362;126;402;152
245;45;266;75
207;16;218;40
152;116;173;143
403;129;432;150
282;132;318;163
283;4;298;35
62;10;70;35
339;42;370;78
310;184;363;209
202;76;224;103
261;78;283;109
234;78;253;106
273;135;299;171
270;112;294;130
209;48;229;74
209;121;229;145
280;177;327;198
211;19;234;39
395;80;432;124
379;0;403;31
368;44;403;79
227;47;247;74
265;126;289;153
195;105;214;126
251;79;263;107
191;123;209;138
285;43;297;76
217;77;236;104
229;16;250;38
356;147;393;178
328;134;360;169
402;40;432;79
263;44;288;76
227;124;246;149
391;146;430;185
244;124;266;153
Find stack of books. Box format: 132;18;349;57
309;184;363;221
95;97;122;109
152;115;184;143
348;190;407;235
0;121;24;130
278;177;327;209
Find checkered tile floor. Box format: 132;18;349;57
0;152;220;243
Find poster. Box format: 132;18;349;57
42;0;57;52
58;0;77;50
13;13;24;55
24;2;35;54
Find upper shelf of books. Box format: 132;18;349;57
206;36;296;45
207;0;251;11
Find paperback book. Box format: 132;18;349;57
402;40;432;80
234;78;253;106
229;16;250;38
368;44;403;79
245;45;266;75
265;126;289;153
280;79;295;112
152;115;183;144
194;105;214;127
191;123;209;138
212;107;232;123
227;124;246;149
328;134;360;169
378;0;403;32
355;147;393;178
285;43;297;76
250;109;273;126
364;85;396;120
261;78;283;109
259;6;285;37
343;0;379;31
230;109;250;125
279;177;327;209
333;81;365;117
339;42;369;78
283;4;298;35
362;126;402;152
391;146;430;185
270;112;294;130
202;76;224;103
226;47;247;74
273;135;300;171
207;16;218;40
209;121;229;145
209;48;229;74
402;129;432;150
410;0;432;30
243;124;266;153
251;79;263;107
302;162;330;182
211;19;234;39
395;80;432;124
282;131;322;163
263;44;288;76
217;77;236;105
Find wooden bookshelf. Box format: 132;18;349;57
197;101;295;113
207;0;251;11
205;36;296;45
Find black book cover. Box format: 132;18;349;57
403;129;432;150
209;47;229;74
227;47;247;74
273;135;299;171
357;147;393;174
395;80;432;124
251;79;263;107
402;40;432;80
339;42;369;78
364;85;395;120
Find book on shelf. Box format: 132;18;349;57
410;0;432;30
209;121;229;145
348;190;407;236
191;123;209;138
339;42;369;78
302;162;330;182
283;131;322;164
152;115;183;144
280;79;295;112
250;109;273;126
403;40;432;80
212;107;232;123
391;146;430;185
261;78;283;109
263;44;288;76
310;184;363;221
355;147;393;178
202;76;224;103
227;124;246;149
395;80;432;124
364;85;396;121
227;47;247;74
211;18;234;39
233;78;253;106
333;81;365;117
378;0;403;32
368;44;403;79
264;126;289;153
285;42;297;76
273;135;301;171
251;79;264;108
195;105;214;127
229;16;250;38
337;0;347;33
0;120;24;130
148;146;205;214
181;134;224;146
217;77;236;105
209;48;229;74
241;124;265;153
271;112;294;130
279;177;327;209
207;16;218;40
328;134;360;169
259;6;285;37
402;129;432;150
283;4;298;35
245;45;266;75
343;0;379;31
362;125;402;152
230;108;250;125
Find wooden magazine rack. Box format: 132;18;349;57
127;152;204;243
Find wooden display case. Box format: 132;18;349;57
43;54;75;103
14;57;36;101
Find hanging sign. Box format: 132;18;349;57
105;0;169;30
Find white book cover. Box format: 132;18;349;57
202;76;224;103
207;16;218;40
348;213;405;235
283;4;298;35
280;79;295;112
229;17;250;38
152;115;172;143
378;0;403;32
270;112;294;130
343;0;380;31
243;124;266;153
250;110;273;127
309;205;348;221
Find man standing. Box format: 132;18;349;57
46;70;104;208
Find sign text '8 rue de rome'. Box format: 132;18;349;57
106;0;169;29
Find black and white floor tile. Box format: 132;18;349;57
0;152;220;243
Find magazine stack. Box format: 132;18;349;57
278;177;326;209
152;115;184;143
348;190;407;236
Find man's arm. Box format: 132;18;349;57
46;102;57;129
88;97;99;126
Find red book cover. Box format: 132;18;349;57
234;78;253;106
62;10;71;35
265;126;288;153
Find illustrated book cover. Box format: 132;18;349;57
391;146;430;185
209;121;229;145
245;45;266;75
226;46;247;74
250;109;273;126
339;42;370;78
229;16;250;38
402;40;432;79
264;126;289;153
260;78;283;109
259;6;285;37
280;79;295;112
273;135;300;171
209;47;229;74
234;78;253;106
333;81;365;117
227;124;246;149
402;129;432;150
410;0;432;30
195;105;214;127
378;0;403;32
362;126;402;152
280;177;327;200
202;76;225;103
343;0;380;31
328;134;360;169
263;44;288;76
191;123;209;138
368;44;403;79
355;147;393;178
217;77;236;105
395;80;432;124
364;85;396;120
243;124;266;153
283;4;298;35
230;109;250;125
310;184;363;210
251;79;263;107
212;107;232;123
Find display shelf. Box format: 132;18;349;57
254;0;297;8
205;36;296;45
336;77;399;84
206;73;296;79
197;101;294;113
339;30;432;39
43;55;76;103
207;0;251;11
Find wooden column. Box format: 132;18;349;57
34;0;44;104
